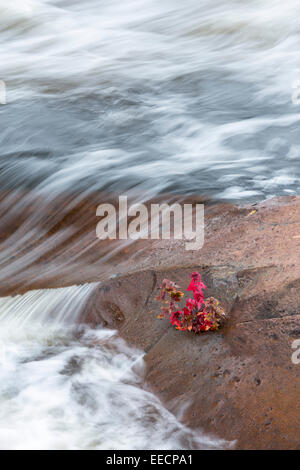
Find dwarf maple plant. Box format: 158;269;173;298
156;272;226;333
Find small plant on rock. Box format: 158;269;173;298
155;272;226;333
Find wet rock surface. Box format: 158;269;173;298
1;195;299;449
85;196;300;449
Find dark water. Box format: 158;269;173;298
1;0;300;202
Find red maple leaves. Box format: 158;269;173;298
155;272;226;333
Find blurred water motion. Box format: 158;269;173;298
0;284;230;450
0;0;299;285
0;0;299;449
1;0;300;202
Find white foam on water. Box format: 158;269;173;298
0;284;231;450
0;0;300;200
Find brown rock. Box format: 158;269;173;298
1;193;300;449
83;196;300;449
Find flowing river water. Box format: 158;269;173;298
0;0;299;449
0;284;228;449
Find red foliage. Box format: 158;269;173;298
155;272;226;333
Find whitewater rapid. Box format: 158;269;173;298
0;0;299;450
0;0;300;201
0;284;228;450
